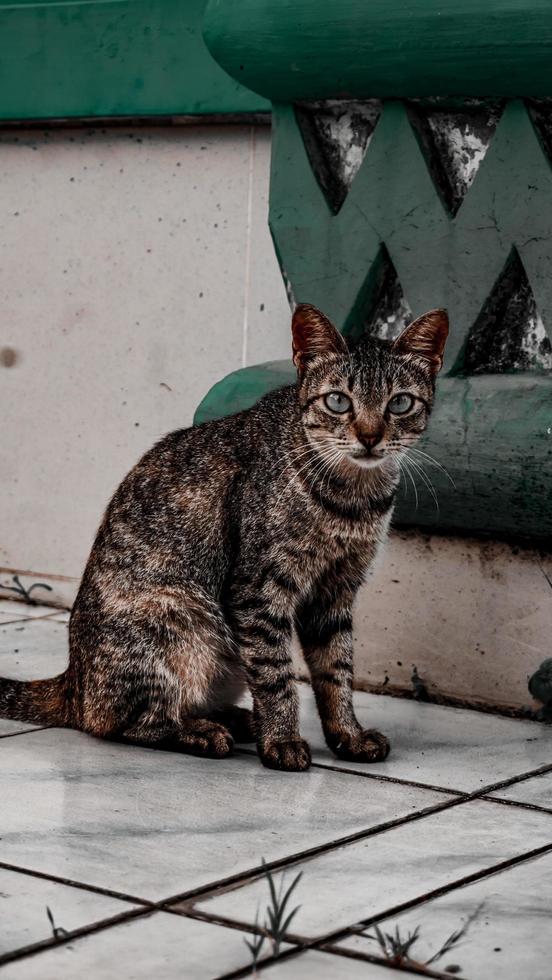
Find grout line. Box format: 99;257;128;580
4;837;551;971
236;746;467;797
306;759;467;797
0;860;153;907
1;752;551;967
215;935;453;980
480;794;552;815
237;745;552;801
216;944;309;980
0;564;78;584
178;840;552;949
0;726;50;739
0;906;154;967
315;944;459;980
162;796;464;909
318;841;552;948
209;841;552;979
174;760;552;909
0;612;61;625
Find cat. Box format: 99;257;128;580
0;303;448;771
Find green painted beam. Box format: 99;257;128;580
194;365;552;545
204;0;552;101
0;0;269;120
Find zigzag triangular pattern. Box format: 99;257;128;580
407;99;504;216
295;99;381;214
271;99;552;372
463;248;552;374
363;246;412;341
526;98;552;159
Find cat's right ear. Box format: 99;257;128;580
291;304;348;376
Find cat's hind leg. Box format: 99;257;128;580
75;582;241;759
120;712;234;758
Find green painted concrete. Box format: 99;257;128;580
194;366;552;544
194;98;552;542
0;0;268;120
204;0;552;101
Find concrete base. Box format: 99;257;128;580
2;529;550;715
294;530;551;715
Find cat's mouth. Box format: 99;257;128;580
347;449;386;470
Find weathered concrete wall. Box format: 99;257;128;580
296;531;552;715
0;124;290;583
0;123;549;714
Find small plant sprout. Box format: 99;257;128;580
425;903;485;966
243;909;266;976
46;905;68;940
0;574;53;606
365;903;484;972
262;860;302;957
244;860;303;971
367;923;421;966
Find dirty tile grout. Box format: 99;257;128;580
236;745;552;801
203;840;552;980
0;784;538;970
0;726;49;739
1;611;551;975
0;744;549;915
317;841;552;947
175;840;552;946
2;788;551;971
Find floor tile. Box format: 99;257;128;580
0;620;65;734
0;728;448;903
0;719;40;737
194;798;552;939
0;601;57;623
488;770;552;809
262;949;397;978
0;866;137;960
335;850;552;980
298;687;552;792
1;911;293;980
45;611;70;624
0;619;68;679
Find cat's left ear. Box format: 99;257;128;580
292;304;348;376
393;309;449;373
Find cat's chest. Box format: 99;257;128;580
283;519;382;594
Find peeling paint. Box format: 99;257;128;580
464;248;552;373
364;245;412;341
295;99;381;212
411;100;504;214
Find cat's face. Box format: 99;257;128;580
292;305;448;474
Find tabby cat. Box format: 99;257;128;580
0;304;448;771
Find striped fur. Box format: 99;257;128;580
0;305;447;770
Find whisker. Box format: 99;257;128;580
404;453;440;512
403;445;456;489
395;451;419;510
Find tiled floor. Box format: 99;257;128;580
0;603;551;979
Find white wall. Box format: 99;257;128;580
0;124;290;585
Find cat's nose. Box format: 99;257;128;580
357;426;385;451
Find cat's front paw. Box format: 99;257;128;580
328;728;390;763
259;738;312;772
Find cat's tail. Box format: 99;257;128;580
0;673;71;726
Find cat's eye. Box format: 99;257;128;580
324;391;352;414
388;392;415;415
